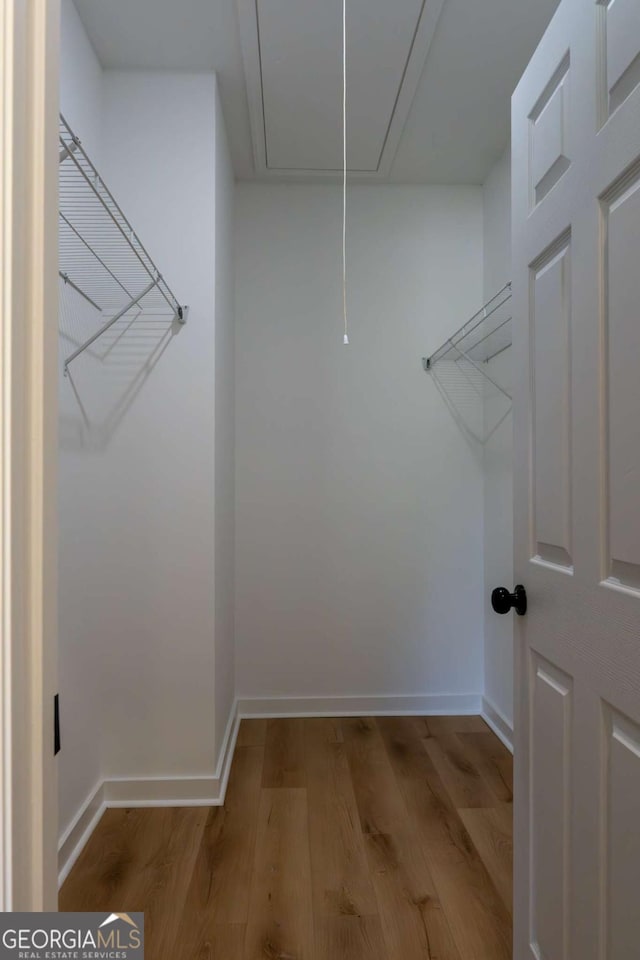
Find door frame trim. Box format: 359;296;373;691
0;0;60;910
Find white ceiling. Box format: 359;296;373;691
72;0;561;184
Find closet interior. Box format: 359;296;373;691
55;0;544;902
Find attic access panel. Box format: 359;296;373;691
237;0;446;178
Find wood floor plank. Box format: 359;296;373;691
236;719;268;747
59;806;207;937
364;825;462;960
59;808;144;912
303;716;344;743
458;731;514;802
244;788;315;960
341;717;408;835
377;715;431;741
125;808;208;960
262;718;307;788
387;747;512;960
315;916;387;960
173;923;246;960
424;732;497;809
376;716;435;781
172;742;265;957
304;722;377;919
459;805;513;914
82;807;208;960
347;718;463;958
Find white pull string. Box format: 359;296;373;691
342;0;349;346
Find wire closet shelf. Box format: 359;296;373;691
59;114;187;374
422;282;513;399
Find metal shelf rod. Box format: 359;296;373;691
59;271;102;312
483;340;513;365
59;139;79;164
467;313;512;358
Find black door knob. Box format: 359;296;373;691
491;585;527;617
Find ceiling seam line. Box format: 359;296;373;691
374;0;429;173
254;0;270;170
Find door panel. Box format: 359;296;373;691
603;168;640;588
530;654;572;960
599;0;640;116
529;54;571;208
530;235;573;571
512;1;640;957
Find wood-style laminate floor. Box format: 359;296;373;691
60;716;513;959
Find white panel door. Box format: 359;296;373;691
511;1;640;958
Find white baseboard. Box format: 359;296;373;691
57;781;107;888
237;692;483;718
57;700;240;888
105;699;242;809
481;695;514;753
104;776;222;807
214;696;242;795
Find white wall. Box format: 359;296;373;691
59;0;101;158
482;146;514;729
59;2;236;842
235;184;485;704
98;71;219;781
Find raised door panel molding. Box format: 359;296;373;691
530;232;573;573
597;0;640;120
529;53;571;208
601;164;640;593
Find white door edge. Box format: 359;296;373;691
0;0;60;911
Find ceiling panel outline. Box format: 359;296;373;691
236;0;447;179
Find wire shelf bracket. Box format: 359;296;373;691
59;114;188;375
422;282;513;400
